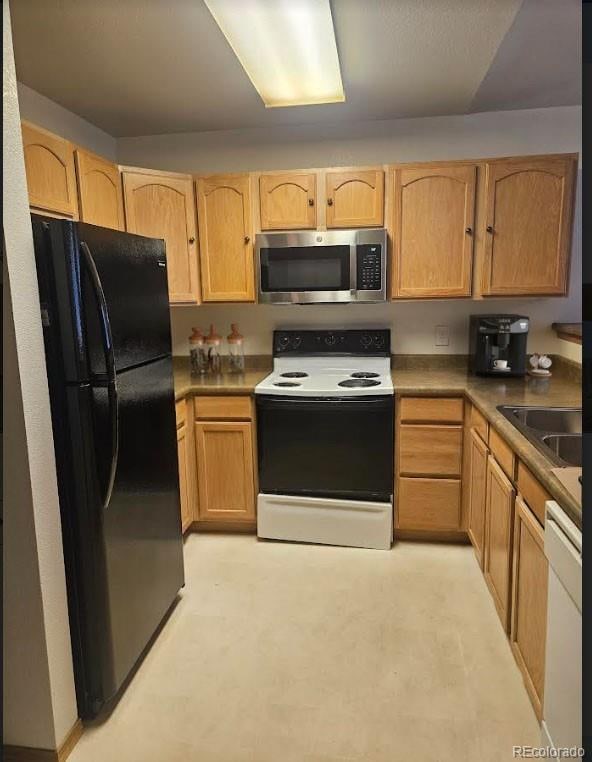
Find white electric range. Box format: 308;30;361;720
255;330;394;550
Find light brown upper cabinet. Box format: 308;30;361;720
259;172;316;230
122;168;200;305
196;174;255;302
392;164;476;298
75;149;124;230
325;169;384;228
481;155;576;295
21;121;78;218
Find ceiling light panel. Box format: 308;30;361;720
204;0;345;108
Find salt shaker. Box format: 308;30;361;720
189;328;207;375
206;324;222;375
227;324;245;374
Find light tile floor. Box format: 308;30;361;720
70;535;541;762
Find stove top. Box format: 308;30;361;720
255;329;393;398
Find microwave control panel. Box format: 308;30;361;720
356;244;382;290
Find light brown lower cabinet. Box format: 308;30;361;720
395;397;464;535
397;477;461;531
194;420;255;522
511;496;548;720
399;424;463;477
483;454;516;632
467;428;489;568
176;422;193;533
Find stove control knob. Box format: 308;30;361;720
373;334;385;348
278;335;291;351
325;334;336;346
360;333;372;348
292;336;302;349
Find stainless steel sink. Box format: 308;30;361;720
497;406;582;467
540;434;582;467
504;407;582;434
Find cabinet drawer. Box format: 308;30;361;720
175;399;186;428
489;427;515;481
470;405;489;442
194;395;252;421
517;462;550;526
399;425;463;477
398;477;461;531
400;397;464;424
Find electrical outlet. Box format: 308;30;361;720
435;325;449;347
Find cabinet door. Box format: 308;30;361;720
484;455;516;631
482;156;576;295
177;423;192;533
194;421;255;521
122;169;200;304
399;424;463;477
393;164;476;297
259;172;316;230
325;169;384;228
397;477;461;531
21;121;78;217
197;174;255;302
467;428;489;568
511;496;548;720
75;149;124;230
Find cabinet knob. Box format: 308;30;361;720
188;236;195;244
244;235;250;244
486;225;494;233
465;227;472;235
308;198;314;206
327;198;333;206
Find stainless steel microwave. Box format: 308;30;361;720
256;229;387;304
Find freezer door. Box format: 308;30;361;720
78;222;172;373
91;355;184;706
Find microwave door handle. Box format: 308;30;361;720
349;243;357;293
80;241;119;509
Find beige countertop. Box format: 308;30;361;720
174;358;582;529
174;360;270;399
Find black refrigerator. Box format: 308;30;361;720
31;214;185;719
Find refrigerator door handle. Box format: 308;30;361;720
80;240;119;508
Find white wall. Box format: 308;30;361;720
18;81;117;160
3;2;78;750
116;106;581;358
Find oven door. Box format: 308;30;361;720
256;395;394;502
257;238;353;304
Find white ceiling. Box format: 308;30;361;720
10;0;581;138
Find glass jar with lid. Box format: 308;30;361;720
227;324;245;373
206;324;222;375
189;327;208;375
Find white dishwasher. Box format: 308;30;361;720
541;500;582;751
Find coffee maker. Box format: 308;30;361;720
469;315;529;377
